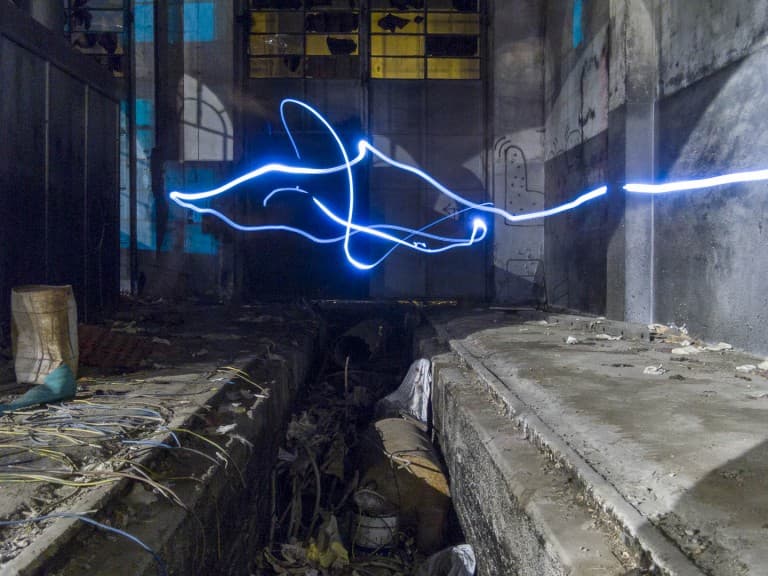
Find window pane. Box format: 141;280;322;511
371;57;424;79
427;57;479;79
70;10;124;32
249;56;304;78
249;34;304;55
427;0;479;12
306;34;358;56
427;13;479;34
306;55;359;78
86;0;124;9
371;34;423;56
426;34;478;57
250;12;304;34
371;11;425;34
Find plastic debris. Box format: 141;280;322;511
594;333;621;341
416;544;476;576
375;358;431;422
704;342;732;352
671;345;703;356
758;360;768;371
565;336;579;345
644;365;668;376
307;515;349;570
736;365;757;374
0;364;76;414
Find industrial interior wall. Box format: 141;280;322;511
0;2;121;332
653;0;768;355
490;0;547;306
542;0;768;355
542;0;616;315
134;0;238;301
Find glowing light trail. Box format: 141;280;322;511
623;169;768;194
169;99;768;270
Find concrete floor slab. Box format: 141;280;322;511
427;309;768;576
0;301;323;575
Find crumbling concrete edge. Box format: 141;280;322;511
432;355;631;575
428;321;706;576
4;326;322;575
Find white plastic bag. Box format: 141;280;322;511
375;358;431;423
416;544;476;576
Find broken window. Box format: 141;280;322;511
370;0;481;79
249;0;361;79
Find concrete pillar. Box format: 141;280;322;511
607;0;658;324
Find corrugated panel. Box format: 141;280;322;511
0;37;47;306
85;90;120;320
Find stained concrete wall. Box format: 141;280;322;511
653;1;768;354
490;0;546;305
542;0;768;354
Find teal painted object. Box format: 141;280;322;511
0;365;77;414
573;0;584;48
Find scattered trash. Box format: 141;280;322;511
758;360;768;371
0;363;76;414
671;345;703;356
594;333;622;341
192;348;209;358
644;365;668;376
216;423;237;434
416;544;476;576
307;515;350;570
704;342;732;352
736;365;757;374
376;359;431;422
151;337;171;345
565;336;580;345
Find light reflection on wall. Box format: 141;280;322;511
179;74;234;161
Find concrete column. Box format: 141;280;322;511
608;0;658;324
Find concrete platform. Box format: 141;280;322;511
424;309;768;576
0;301;323;575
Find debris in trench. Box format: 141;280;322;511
375;359;431;423
416;544;476;576
759;360;768;371
258;316;467;576
565;336;580;345
644;365;668;376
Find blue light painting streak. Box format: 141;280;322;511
169;99;768;271
169;100;607;269
623;169;768;194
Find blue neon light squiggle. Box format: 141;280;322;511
169;99;768;270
